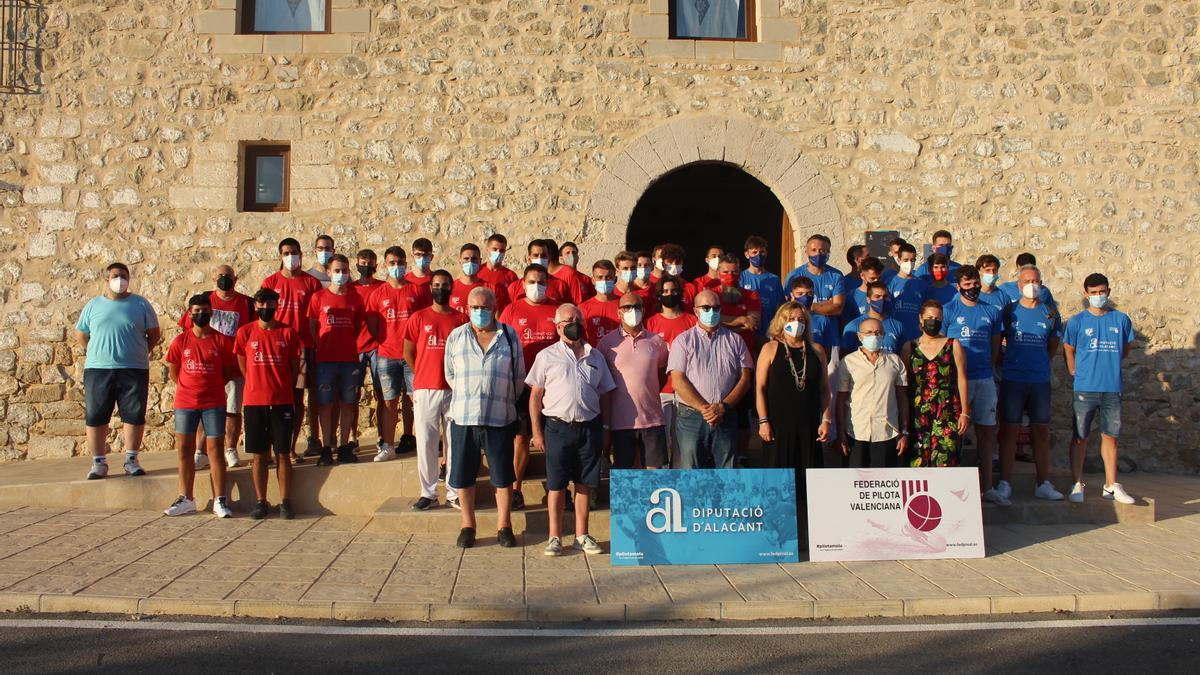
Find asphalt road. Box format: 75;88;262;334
2;612;1197;673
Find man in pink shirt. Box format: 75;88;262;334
598;293;670;469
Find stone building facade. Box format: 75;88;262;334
0;1;1196;471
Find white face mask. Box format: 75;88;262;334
108;276;129;294
654;257;664;271
665;263;682;277
525;283;547;302
784;320;805;338
621;307;643;328
282;254;301;271
1021;282;1041;300
706;257;720;271
899;260;915;275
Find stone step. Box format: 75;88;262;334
365;496;612;538
982;494;1156;526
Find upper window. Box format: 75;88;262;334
242;144;290;213
240;0;330;35
670;0;755;41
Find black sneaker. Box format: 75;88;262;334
336;443;358;464
411;496;436;511
511;490;526;511
279;499;294;520
316;447;334;466
456;527;476;549
398;434;417;453
250;500;269;520
303;437;322;458
497;527;517;548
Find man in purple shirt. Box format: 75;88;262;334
667;290;753;468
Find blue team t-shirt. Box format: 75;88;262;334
1063;310;1134;393
1001;302;1063;383
942;297;1001;380
999;281;1056;308
841;315;905;353
783;264;845;304
888;275;928;344
809;313;839;354
75;294;160;370
914;259;961;282
978;287;1008;310
740;269;785;340
925;283;959;309
842;286;867;326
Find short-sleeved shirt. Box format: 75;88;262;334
924;283;959;309
740;270;785;340
166;330;234;410
842;285;868;326
942;298;1001;380
506;277;572;307
1063;309;1134;393
1001;302;1063;383
720;288;762;351
978;287;1008;311
666;325;753;405
404;271;433;287
402;307;468;390
498;299;561;369
368;282;433;360
307;266;331;289
478;264;519;290
598;328;669;430
999;281;1056;308
76;294;159;370
841;315;905;353
580;296;620;346
835;350;908;442
810;313;840;354
914;259;961;283
783;264;845;304
550;265;586;304
352;279;385;354
234;322;301;406
260;271;323;348
449;279;500;315
444;322;526;427
646;312;698;394
888;275;928;344
306;288;364;363
526;341;616;423
177;291;253;344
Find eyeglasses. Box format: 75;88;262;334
695;305;719;311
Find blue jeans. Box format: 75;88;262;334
674;404;737;469
1072;391;1121;439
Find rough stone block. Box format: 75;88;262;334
865;130;921;155
292;165;340;190
42;164;79;184
292;141;335;165
25;436;72;460
108;189;140;207
38;116;81;139
211;35;263;54
23;186;62;205
27;234;57;258
196;10;236;34
18;384;64;403
303;34;353;54
332;9;372;33
291;189;353;209
192;162;239;188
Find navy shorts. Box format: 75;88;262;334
1002;380;1052;426
1073;391;1121;439
610;426;668;469
544;417;604;491
448;422;516;489
84;368;149;427
315;361;361;405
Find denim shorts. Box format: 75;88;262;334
358;350;381;391
1072;391;1122;439
1001;380;1051;426
84;368;149;427
315;361;362;405
966;378;998;427
174;407;226;438
376;356;414;401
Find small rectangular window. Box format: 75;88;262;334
241;0;330;35
670;0;756;41
242;144;290;212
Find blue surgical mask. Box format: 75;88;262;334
414;255;431;271
861;335;883;352
636;266;651;281
1087;294;1108;309
388;264;406;280
748;254;765;269
794;294;814;308
489;250;505;265
934;244;954;257
868;299;887;314
619;269;635;284
331;272;350;286
808;253;829;268
316;250;333;266
462;261;480;276
470;308;492;328
594;279;615;295
699;308;721;328
981;272;998;287
530;257;548;268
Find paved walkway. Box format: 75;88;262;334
0;471;1197;622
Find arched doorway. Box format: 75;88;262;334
625;162;788;279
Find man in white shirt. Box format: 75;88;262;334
835;318;910;468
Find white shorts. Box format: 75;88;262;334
967;378;997;427
225;377;245;415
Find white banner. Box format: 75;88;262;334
806;468;985;562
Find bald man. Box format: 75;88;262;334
178;265;255;470
834;317;909;468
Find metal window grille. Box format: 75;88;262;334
1;0;42;94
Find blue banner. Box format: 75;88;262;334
609;469;799;566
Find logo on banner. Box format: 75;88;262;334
902;479;942;533
645;488;686;533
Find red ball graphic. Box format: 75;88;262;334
906;494;942;532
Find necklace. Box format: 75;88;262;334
780;339;807;391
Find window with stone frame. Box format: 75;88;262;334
241;144;291;212
669;0;756;41
240;0;330;35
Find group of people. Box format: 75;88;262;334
73;227;1137;552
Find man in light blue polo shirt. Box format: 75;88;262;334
888;242;928;343
74;262;161;481
1063;273;1136;505
783;234;845;324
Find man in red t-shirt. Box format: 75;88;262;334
405;237;435;288
449;243;504;314
692;244;725;292
478;233;518;310
366;245;432;461
351;248;386;454
307;254;365;465
506;239;572;305
580;260;619;346
498;264;561;510
403;269;468;510
260;237;324;462
178;264;253;471
716;254;762;457
165;294;239;518
235;287;302;520
646;276;699;469
558;240;595;303
542;239;584;304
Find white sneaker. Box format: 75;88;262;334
87;461;108;480
1103;483;1136;505
544;536;563;556
194;452;210;471
1069;482;1085;503
982;488;1011;507
164;495;197;516
573;534;603;555
373;443;396;462
212;496;233;518
224;448;241;468
123;455;146;476
996;479;1012;501
1034;480;1064;501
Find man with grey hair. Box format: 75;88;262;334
527;303;615;556
444;285;525;549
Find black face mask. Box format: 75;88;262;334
357;264;376;279
659;294;681;309
430;287;452;306
563;322;584;342
960;287;980;302
922;318;943;336
216;275;234;291
191;312;212;328
257;307;276;322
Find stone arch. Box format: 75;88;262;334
581;115;843;267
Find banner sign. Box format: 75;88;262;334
609;469;799;566
806;468;985;562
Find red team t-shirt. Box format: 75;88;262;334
478;264;519;289
550;265;585;304
720;288;762;351
306;289;365;363
498;299;561;368
646;312;699;394
506;277;571;307
234;322;302;406
367;282;432;360
353;279;385;354
177;291;253;344
580;296;620;346
404;271;433;287
167;331;234;410
449;279;504;315
402;308;468;391
260;271;323;348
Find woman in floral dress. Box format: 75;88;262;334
901;300;971;467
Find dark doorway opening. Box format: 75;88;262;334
626;162;787;280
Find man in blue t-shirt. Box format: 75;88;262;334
842;282;904;353
842;256;885;328
923;252;959;308
974;254;1008;310
788;277;838;358
998;252;1056;308
914;229;962;281
942;265;1005;504
1063;273;1136;505
783;234;845;323
888;242;929;343
997;265;1063;503
74;262;162;481
739;235;785;342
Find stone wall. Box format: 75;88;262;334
0;1;1197;471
